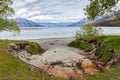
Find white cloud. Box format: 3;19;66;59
25;0;37;3
28;15;53;21
12;0;89;22
16;8;28;16
113;1;120;11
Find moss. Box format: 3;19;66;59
27;42;43;55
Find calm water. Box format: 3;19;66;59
0;27;120;40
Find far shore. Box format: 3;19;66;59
20;27;43;30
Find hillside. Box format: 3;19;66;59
14;18;43;27
95;18;120;26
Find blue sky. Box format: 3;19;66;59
12;0;89;22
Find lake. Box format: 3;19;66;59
0;27;120;40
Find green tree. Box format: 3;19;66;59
0;0;20;33
76;24;102;40
85;0;118;20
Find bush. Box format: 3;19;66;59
27;42;43;55
95;47;104;58
95;47;113;64
76;24;102;40
101;50;113;64
68;40;81;48
68;40;93;51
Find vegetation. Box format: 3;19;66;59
85;0;118;20
81;67;120;80
27;42;43;55
68;40;93;51
0;40;65;80
0;0;19;33
69;36;120;80
76;24;102;40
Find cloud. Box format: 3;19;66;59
28;15;53;21
25;0;37;3
12;0;89;22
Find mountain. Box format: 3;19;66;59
14;18;43;27
68;13;115;27
94;13;120;26
95;18;120;26
37;22;73;27
68;18;90;27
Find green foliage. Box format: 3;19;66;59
0;0;20;33
68;40;93;51
27;42;42;55
95;47;113;64
85;0;118;20
69;36;120;79
94;36;120;64
101;50;113;64
68;40;81;48
76;24;102;40
95;47;104;58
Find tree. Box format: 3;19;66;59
0;0;20;33
76;24;102;40
85;0;118;20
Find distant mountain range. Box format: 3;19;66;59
36;22;74;27
14;18;43;27
69;13;115;27
14;13;116;27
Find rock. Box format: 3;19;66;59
29;48;99;79
9;42;100;79
81;59;99;75
106;58;120;68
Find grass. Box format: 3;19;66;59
1;36;120;80
81;67;120;80
0;40;65;80
68;40;93;51
69;36;120;80
27;42;43;55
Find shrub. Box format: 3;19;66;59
95;47;104;58
68;40;81;48
68;40;93;51
101;50;113;64
95;47;113;64
76;23;102;40
27;42;43;55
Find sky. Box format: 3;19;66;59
12;0;89;22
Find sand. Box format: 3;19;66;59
10;37;99;79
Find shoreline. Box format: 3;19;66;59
27;37;76;50
27;37;75;40
20;27;43;30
